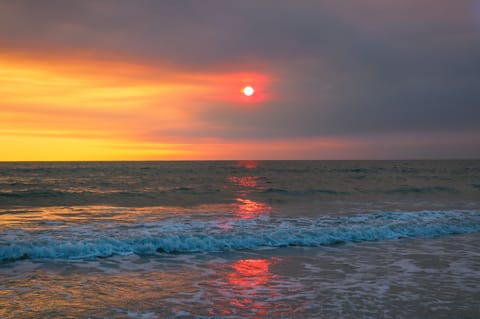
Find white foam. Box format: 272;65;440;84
1;210;479;262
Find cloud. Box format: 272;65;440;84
1;0;479;158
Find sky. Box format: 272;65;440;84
1;0;479;160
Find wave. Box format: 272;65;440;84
1;210;479;262
383;186;457;194
260;188;346;195
0;190;68;198
0;187;220;199
258;186;457;196
332;168;376;174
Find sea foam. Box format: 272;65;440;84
1;210;479;262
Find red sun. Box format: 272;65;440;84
242;86;254;96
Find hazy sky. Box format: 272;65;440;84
1;0;479;160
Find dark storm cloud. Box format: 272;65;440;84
1;0;480;140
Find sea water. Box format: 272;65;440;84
0;161;479;318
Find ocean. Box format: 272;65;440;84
0;160;479;318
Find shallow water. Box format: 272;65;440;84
2;234;479;318
1;161;479;318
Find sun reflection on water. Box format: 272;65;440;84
228;163;272;220
228;175;258;188
237;160;259;169
234;198;272;219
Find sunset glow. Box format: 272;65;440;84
0;55;279;160
1;1;478;160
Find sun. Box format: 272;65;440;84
242;86;254;96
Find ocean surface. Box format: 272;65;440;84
0;160;479;318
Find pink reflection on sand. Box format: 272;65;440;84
228;259;272;288
209;258;282;318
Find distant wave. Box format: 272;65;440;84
1;210;479;263
0;186;223;199
0;190;68;198
0;190;151;198
260;186;457;196
260;188;347;195
332;168;375;174
383;186;457;194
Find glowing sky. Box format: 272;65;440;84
1;0;479;160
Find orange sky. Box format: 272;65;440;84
0;53;349;161
0;53;289;160
2;53;479;160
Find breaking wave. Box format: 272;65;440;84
1;210;479;262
